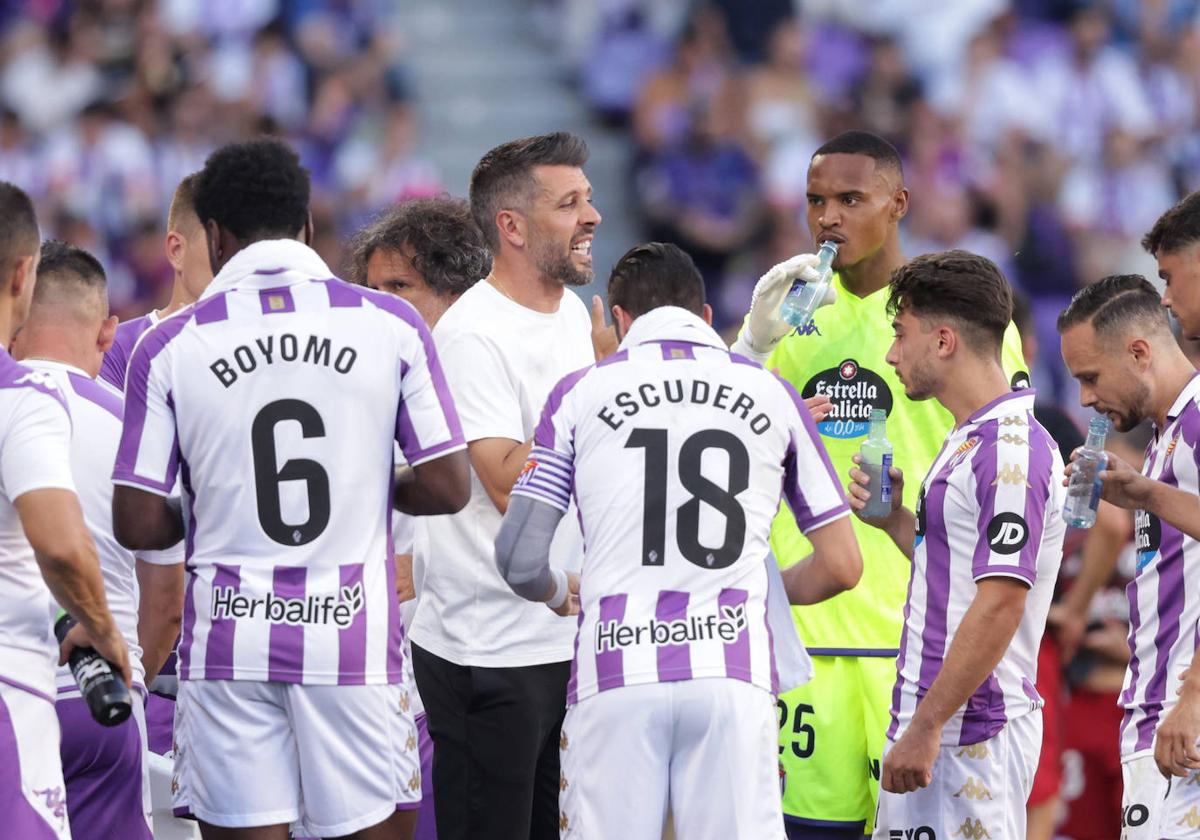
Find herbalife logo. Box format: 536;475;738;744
211;582;364;628
595;605;746;654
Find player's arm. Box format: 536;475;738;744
393;450;471;515
468;437;531;514
847;453;916;559
113;487;184;550
17;488;131;686
494;494;578;616
136;552;183;684
781;516;862;604
883;577;1029;794
1071;448;1200;541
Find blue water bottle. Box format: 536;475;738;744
779;241;838;329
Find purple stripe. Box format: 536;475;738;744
777;375;845;532
253;266;288;276
1136;521;1187;751
177;572;197;680
808;647;900;657
959;673;1006;744
0;353;70;414
729;352;760;368
193;293;229;325
99;314;152;390
66;372;122;420
566;608;583;705
203;564;240;679
887;548;920;740
914;473;953;712
1119;577;1143;709
717;588;751;681
656;340;696;360
385;499;404;684
267;566;307;681
655;590;692;682
259;287;296;314
596;349;629;368
113;309;192;489
533;366;591;449
595;594;628;691
337;564;367;684
323;278;365;307
179;453;195;561
0;674;55;704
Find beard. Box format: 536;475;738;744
530;232;592;287
900;357;939;402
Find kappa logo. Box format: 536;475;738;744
408;770;421;792
986;513;1029;555
560;772;569;791
953;777;994;801
14;370;59;390
955;743;990;760
560;812;570;831
560;731;569;750
998;433;1026;446
792;322;822;337
951;818;992;839
993;464;1028;487
405;733;417;752
399;691;410;713
33;786;67;830
1179;806;1200;829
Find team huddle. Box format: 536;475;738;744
0;126;1199;840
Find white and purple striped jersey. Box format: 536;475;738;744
23;360;149;695
888;390;1065;746
0;351;77;700
99;311;156;392
112;239;465;685
510;308;850;705
1119;373;1200;758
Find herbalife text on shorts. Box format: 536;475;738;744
210;583;364;628
595;610;745;654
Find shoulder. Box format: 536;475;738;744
0;356;69;415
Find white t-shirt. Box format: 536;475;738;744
0;352;77;699
410;280;593;667
511;307;850;704
113;239;466;685
24;360;154;694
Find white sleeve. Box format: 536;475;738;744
0;388;76;501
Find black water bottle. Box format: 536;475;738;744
54;612;132;726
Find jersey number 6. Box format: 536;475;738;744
624;427;748;570
251;399;332;546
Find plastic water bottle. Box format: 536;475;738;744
859;409;894;519
1063;416;1109;529
54;612;132;726
779;241;839;329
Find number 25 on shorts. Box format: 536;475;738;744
776;698;815;759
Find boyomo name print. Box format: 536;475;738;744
595;605;747;654
211;582;365;628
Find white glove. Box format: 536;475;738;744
731;253;837;362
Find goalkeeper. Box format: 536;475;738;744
731;131;1029;838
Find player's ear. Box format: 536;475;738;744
164;230;185;273
612;304;635;339
98;314;118;354
1129;337;1152;371
8;252;34;302
891;186;909;222
496;209;525;250
701;303;713;326
937;325;956;358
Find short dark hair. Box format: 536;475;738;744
193;138;310;241
1142;190;1200;256
346;197;491;296
812;130;903;176
0;180;38;271
167;172;200;232
1056;274;1169;338
608;242;705;319
469;132;589;252
887;250;1012;353
33;239;107;312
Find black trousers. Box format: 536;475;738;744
412;643;570;840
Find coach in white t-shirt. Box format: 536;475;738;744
408;132;600;840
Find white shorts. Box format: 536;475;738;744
0;681;70;839
872;711;1041;840
1121;753;1200;838
174;679;421;836
560;679;784;840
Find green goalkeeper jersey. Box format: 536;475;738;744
766;272;1029;653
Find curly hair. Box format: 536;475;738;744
887;250;1012;353
193;138;310;241
345;197;491;296
469;132;588;252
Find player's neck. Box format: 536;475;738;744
0;302;13;350
837;239;905;298
937;361;1013;427
488;254;565;315
1151;353;1199;429
14;328;96;377
157;276;196;320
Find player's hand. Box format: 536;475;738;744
59;621;132;688
1046;603;1087;661
591;295;618;362
1064;450;1149;510
551;572;581;617
742;253;834;355
847;453;904;526
394;554;416;603
1155;684;1200;778
804;395;834;424
881;723;938;794
1080;619;1131;663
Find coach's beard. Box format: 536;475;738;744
534;243;593;287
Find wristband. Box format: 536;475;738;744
546;567;570;609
